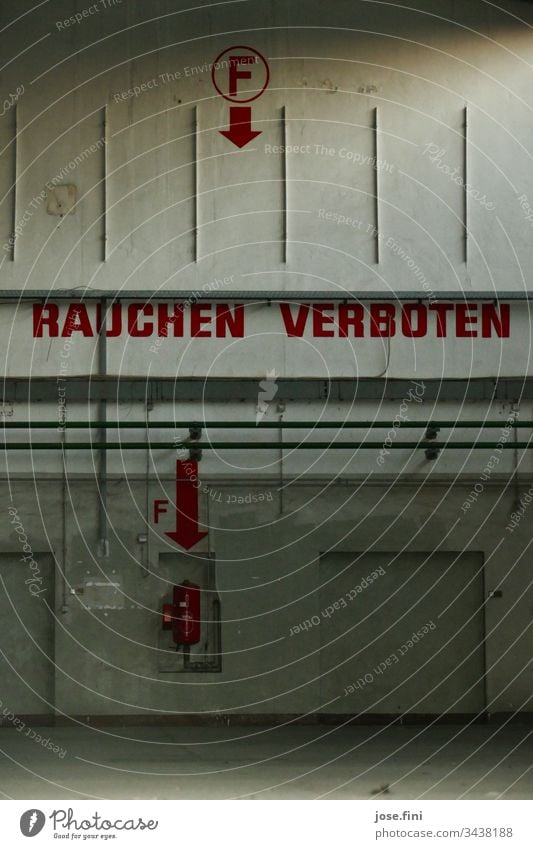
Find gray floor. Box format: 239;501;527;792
0;724;531;800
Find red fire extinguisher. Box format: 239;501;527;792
162;581;201;646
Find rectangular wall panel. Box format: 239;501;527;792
0;553;54;716
319;551;485;715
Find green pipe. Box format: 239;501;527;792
1;442;532;450
2;421;533;429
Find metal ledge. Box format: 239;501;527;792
1;377;532;402
1;290;533;302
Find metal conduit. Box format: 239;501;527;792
2;290;533;301
1;442;532;450
97;297;109;557
2;421;533;429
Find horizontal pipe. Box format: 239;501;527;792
2;421;532;429
0;473;530;484
0;442;531;450
0;290;532;302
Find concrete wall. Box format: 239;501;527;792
1;1;533;294
0;1;532;720
2;457;531;718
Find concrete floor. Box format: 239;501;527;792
0;724;531;799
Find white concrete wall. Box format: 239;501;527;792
0;0;532;719
1;1;533;299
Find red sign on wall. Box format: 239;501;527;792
212;45;270;148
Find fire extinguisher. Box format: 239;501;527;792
162;581;201;646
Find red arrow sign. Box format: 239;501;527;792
165;460;208;550
219;106;261;148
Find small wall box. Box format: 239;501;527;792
46;184;77;216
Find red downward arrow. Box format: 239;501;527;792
219;106;261;148
165;460;208;550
